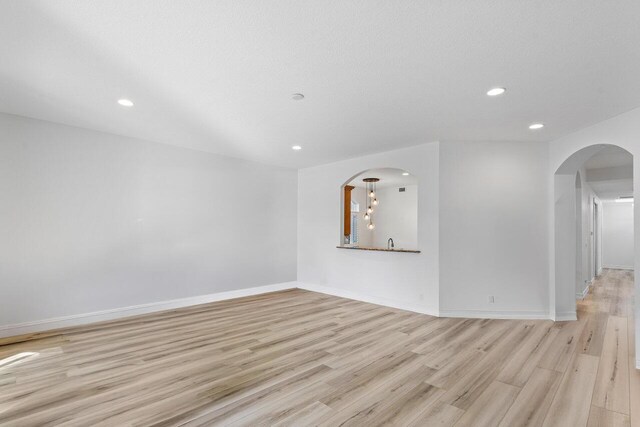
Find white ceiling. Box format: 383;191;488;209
2;1;640;168
584;146;633;170
347;168;417;189
588;179;633;201
585;146;633;200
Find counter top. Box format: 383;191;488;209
336;246;421;254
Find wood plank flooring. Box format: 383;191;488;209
0;269;636;426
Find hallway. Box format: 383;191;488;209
567;269;638;426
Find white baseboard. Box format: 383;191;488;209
576;283;591;300
1;281;585;339
603;265;634;270
299;283;555;320
0;282;298;339
554;311;578;322
297;282;439;317
439;309;550;320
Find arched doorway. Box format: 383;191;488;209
553;144;634;320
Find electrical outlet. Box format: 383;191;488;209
488;295;495;303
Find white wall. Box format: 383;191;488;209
602;202;634;269
298;143;440;315
575;172;584;300
0;113;298;328
439;141;550;318
371;185;418;250
298;140;550;319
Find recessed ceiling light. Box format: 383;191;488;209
292;145;302;150
118;99;134;107
529;123;544;130
291;93;305;101
486;87;506;96
402;172;410;176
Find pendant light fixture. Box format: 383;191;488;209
362;178;380;230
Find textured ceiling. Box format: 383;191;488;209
2;1;640;168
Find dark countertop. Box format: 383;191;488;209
336;246;421;254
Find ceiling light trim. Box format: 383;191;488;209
486;87;506;96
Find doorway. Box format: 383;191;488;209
553;144;633;319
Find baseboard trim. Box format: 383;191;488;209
554;311;578;322
603;265;634;270
298;283;555;320
439;309;550;320
297;282;439;317
576;283;591;300
1;281;584;339
0;282;298;339
440;309;576;322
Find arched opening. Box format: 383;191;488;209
553;144;634;320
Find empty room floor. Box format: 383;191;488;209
0;269;638;426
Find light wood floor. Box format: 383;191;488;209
0;269;638;426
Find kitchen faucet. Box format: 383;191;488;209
387;238;394;250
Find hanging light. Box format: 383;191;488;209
362;177;380;231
